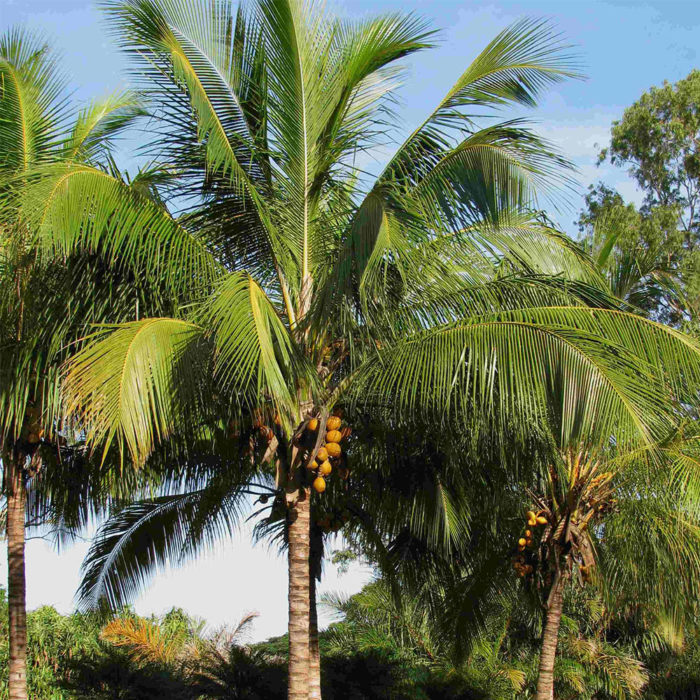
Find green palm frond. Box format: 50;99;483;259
17;163;222;295
378;18;580;191
0;27;68;174
63;318;207;464
64;90;145;163
194;273;307;417
347;307;700;450
78;487;246;610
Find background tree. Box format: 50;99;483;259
592;70;700;324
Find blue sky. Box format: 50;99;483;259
1;0;699;641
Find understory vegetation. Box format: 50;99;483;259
1;582;700;700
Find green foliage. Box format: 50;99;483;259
600;70;700;225
593;69;700;325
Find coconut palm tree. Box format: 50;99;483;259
515;430;700;700
0;27;168;700
19;1;700;697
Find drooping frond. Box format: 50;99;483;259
63;318;206;464
347;307;700;450
78;474;251;610
17;163;222;296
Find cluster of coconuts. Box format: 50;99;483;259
306;414;351;494
315;508;352;534
512;510;548;578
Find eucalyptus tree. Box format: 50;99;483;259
19;0;700;697
0;28;162;700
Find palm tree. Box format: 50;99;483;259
0;28;161;700
497;427;700;699
20;1;700;697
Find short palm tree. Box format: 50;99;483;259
20;1;700;697
0;27;157;700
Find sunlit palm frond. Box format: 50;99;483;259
18;163;222;295
347;307;700;450
63;318;207;464
64;90;145;163
0;27;68;174
379;18;580;191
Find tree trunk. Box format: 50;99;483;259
288;487;311;700
309;559;322;700
6;455;27;700
535;576;565;700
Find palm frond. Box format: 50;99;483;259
63;318;207;464
64;90;145;163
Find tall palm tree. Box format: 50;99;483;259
19;1;700;697
0;28;161;700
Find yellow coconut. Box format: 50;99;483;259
319;460;332;476
326;430;342;444
526;510;536;520
313;477;326;493
528;518;537;527
316;446;329;462
306;459;318;471
326;442;342;459
536;515;548;525
525;530;532;537
518;538;527;547
307;418;319;432
326;416;342;431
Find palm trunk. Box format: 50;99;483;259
535;575;565;700
309;558;321;700
288;487;311;700
6;455;27;700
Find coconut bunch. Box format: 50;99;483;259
513;509;549;579
303;413;352;494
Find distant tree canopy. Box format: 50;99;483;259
600;69;700;231
582;70;700;325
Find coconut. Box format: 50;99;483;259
326;416;342;431
325;430;342;444
307;418;319;432
319;460;332;476
326;442;341;458
313;477;326;493
316;446;329;462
